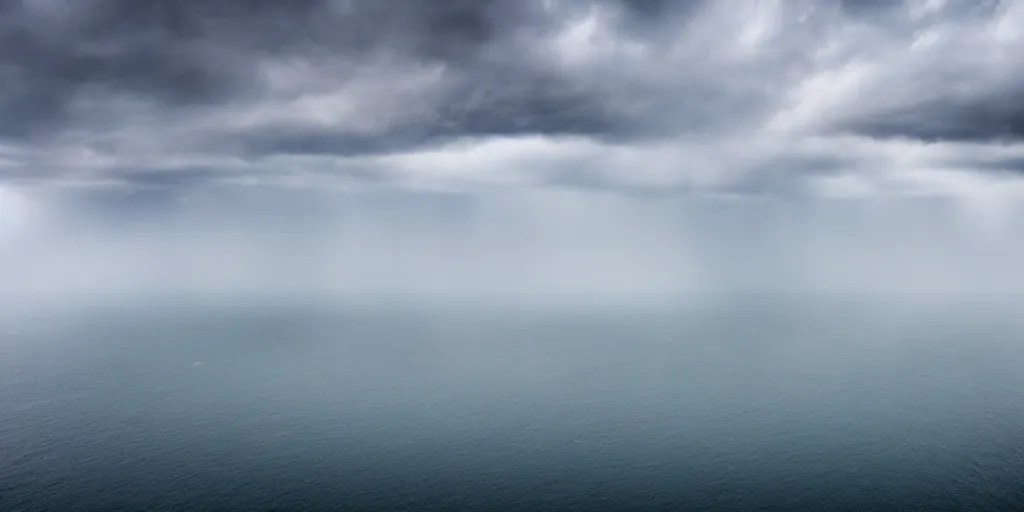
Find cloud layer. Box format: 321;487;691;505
0;0;1020;197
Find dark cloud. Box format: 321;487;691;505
815;0;1021;145
433;68;622;138
945;156;1024;175
838;0;906;17
0;0;1022;197
238;65;622;157
985;158;1024;174
0;4;702;144
0;0;249;137
0;0;731;144
0;0;529;137
841;92;1024;143
240;131;426;158
839;0;1002;20
111;166;225;189
614;0;708;31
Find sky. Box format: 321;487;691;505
1;0;1024;302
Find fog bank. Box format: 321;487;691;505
2;185;1024;308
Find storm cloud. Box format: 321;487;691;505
1;0;1018;194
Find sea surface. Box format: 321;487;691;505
3;295;1024;511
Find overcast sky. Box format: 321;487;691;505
1;0;1024;302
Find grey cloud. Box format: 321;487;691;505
238;67;619;157
0;0;772;144
110;166;226;189
824;0;1020;143
225;0;810;157
612;0;708;33
0;0;1022;197
979;157;1024;174
0;1;246;137
0;0;517;137
943;155;1024;175
431;68;621;138
841;92;1024;143
841;0;1001;20
239;130;434;158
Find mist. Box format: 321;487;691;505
3;184;1024;308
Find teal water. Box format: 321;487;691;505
3;297;1024;511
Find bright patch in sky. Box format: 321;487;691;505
0;187;29;238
